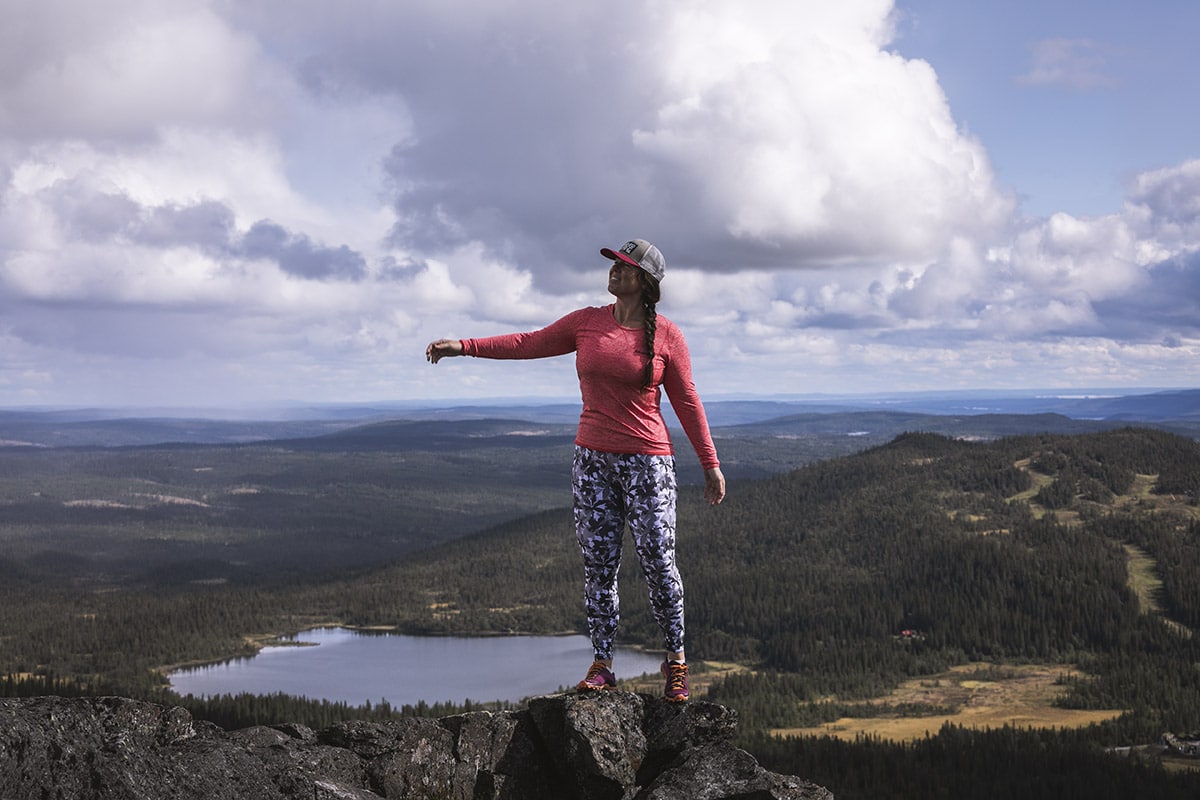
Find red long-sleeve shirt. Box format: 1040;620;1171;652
460;305;720;470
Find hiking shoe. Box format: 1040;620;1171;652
576;661;617;691
662;660;689;702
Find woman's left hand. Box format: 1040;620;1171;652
703;467;726;505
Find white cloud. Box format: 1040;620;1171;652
1126;158;1200;244
1018;38;1119;91
0;0;1198;407
633;1;1011;265
333;0;1015;276
0;0;267;141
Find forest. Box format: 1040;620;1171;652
3;420;1200;798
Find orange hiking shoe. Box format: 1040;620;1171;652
662;660;689;702
576;660;617;691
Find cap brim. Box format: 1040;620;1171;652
601;247;639;268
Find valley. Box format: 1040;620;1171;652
4;394;1200;798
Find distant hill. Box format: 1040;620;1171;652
3;389;1199;584
1066;388;1200;420
2;388;1198;447
282;418;577;451
0;413;366;448
800;387;1200;421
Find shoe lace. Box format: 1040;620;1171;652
666;662;688;693
585;661;610;682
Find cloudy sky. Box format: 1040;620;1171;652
2;0;1198;410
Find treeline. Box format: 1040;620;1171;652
747;724;1200;800
0;673;499;731
172;690;505;731
0;582;292;690
1092;512;1200;628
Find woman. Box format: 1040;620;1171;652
425;239;725;702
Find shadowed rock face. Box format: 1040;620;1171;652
0;693;832;800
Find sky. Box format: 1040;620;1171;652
1;0;1198;410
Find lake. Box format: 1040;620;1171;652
168;628;666;707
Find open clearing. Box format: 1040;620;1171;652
774;663;1123;743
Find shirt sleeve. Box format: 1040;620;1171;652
659;323;720;470
461;309;584;360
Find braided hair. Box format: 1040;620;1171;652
640;271;661;388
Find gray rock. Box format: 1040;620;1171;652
639;698;740;784
529;691;647;799
639;742;834;800
442;709;562;799
0;693;830;800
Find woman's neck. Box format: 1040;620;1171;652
611;298;645;328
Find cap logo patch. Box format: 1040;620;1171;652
601;238;664;281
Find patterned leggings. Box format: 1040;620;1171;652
571;445;683;661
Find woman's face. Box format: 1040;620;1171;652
607;260;643;297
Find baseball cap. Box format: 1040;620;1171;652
601;239;665;282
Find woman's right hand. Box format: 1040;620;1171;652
426;339;464;364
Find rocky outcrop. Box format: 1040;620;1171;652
0;692;831;799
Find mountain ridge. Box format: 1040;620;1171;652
2;387;1198;447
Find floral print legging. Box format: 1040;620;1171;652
571;445;683;662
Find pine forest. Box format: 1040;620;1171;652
3;422;1200;798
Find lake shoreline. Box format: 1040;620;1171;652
158;622;662;679
164;627;668;707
